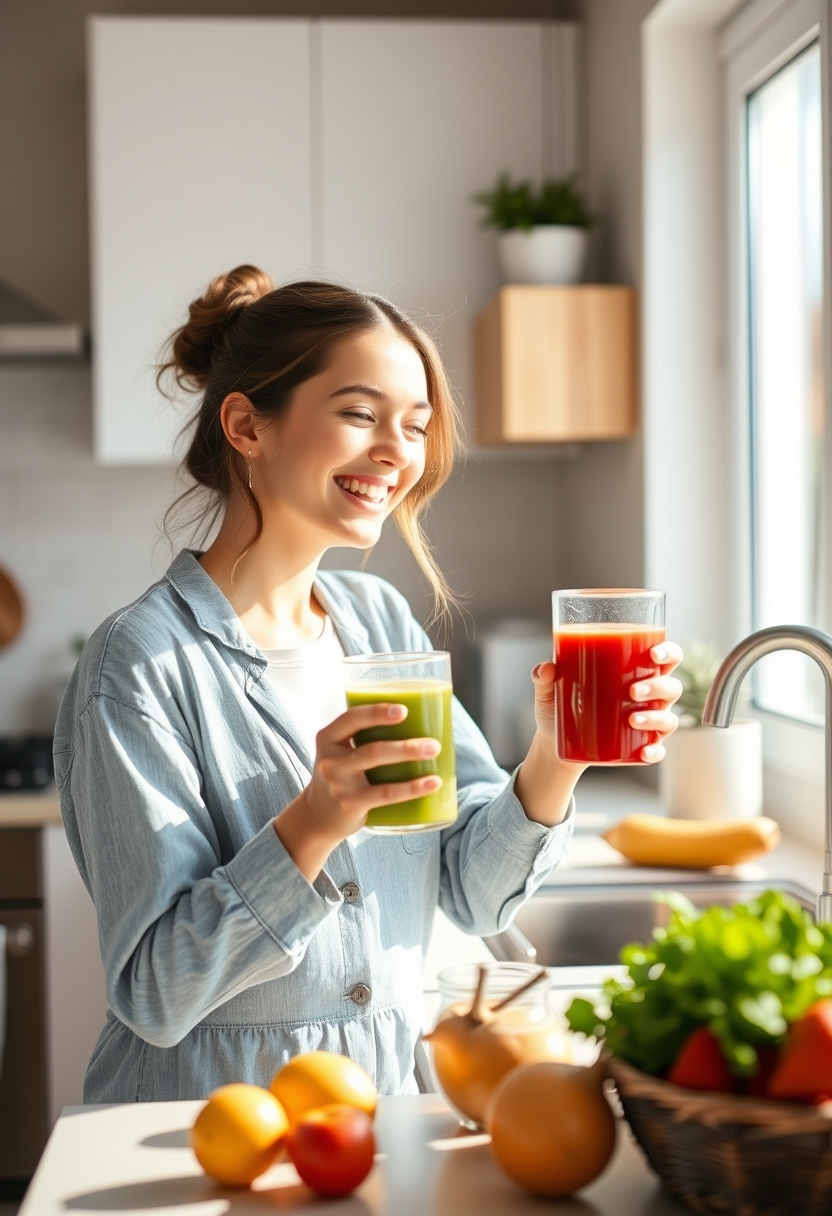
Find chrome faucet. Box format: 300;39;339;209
702;625;832;923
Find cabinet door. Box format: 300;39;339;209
317;21;579;436
88;18;313;465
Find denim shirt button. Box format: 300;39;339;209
340;881;360;904
350;983;372;1006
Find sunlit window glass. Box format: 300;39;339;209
747;41;824;722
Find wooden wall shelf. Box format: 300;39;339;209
473;285;637;445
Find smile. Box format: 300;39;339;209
334;476;393;505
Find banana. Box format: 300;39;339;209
602;813;781;869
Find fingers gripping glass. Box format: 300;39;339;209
552;589;666;764
343;651;457;832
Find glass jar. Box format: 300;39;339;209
427;963;571;1129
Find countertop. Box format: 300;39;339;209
549;770;825;898
0;787;62;827
20;1093;687;1216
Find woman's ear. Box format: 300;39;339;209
219;393;260;456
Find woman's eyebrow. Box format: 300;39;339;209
329;383;432;411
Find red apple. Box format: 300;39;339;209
286;1102;375;1197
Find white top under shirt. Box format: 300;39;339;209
261;615;347;763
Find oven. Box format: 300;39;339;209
0;829;48;1199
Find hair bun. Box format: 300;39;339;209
162;264;275;391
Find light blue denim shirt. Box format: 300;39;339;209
54;550;573;1103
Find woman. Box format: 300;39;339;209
54;267;682;1103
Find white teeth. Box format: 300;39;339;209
336;477;393;502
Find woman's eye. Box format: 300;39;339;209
407;424;428;438
343;410;374;424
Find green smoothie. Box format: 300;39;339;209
346;679;457;830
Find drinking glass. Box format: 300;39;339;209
343;651;457;832
552;589;666;764
431;963;568;1129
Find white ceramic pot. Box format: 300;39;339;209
497;226;589;285
659;719;763;821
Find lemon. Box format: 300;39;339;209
191;1083;289;1186
269;1052;377;1126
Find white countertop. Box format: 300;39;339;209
550;770;824;899
0;787;61;827
20;1094;687;1216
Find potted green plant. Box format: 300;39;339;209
473;172;594;285
660;640;763;821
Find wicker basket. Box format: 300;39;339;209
607;1056;832;1216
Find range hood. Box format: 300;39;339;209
0;278;85;359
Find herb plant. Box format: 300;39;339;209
566;890;832;1078
473;172;594;232
675;640;721;725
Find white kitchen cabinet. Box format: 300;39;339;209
88;18;313;464
89;18;579;464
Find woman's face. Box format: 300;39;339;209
253;325;431;552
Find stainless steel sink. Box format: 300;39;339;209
483;879;817;967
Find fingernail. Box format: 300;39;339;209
425;776;443;789
653;646;669;662
387;703;407;719
532;663;543;678
632;683;651;700
643;744;660;760
420;740;440;756
632;713;647;727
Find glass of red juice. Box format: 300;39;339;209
552;589;666;764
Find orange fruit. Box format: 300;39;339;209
486;1062;616;1197
269;1052;377;1126
191;1083;289;1186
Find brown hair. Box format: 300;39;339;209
159;265;463;623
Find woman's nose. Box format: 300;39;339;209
369;431;409;470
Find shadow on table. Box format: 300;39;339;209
431;1138;602;1216
139;1131;191;1150
63;1174;372;1214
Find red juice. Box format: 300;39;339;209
554;624;666;763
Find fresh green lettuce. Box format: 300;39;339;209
565;890;832;1077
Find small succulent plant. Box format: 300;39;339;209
473;172;594;231
675;640;722;726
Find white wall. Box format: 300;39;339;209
642;17;734;650
557;0;659;593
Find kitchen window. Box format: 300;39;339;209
724;0;828;743
746;37;824;724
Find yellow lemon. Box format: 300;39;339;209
191;1083;289;1186
269;1052;377;1126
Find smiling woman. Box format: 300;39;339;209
159;269;459;626
52;264;683;1107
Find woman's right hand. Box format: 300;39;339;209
273;702;442;882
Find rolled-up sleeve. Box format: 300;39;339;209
70;693;341;1048
437;696;574;935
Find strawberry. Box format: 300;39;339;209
769;1000;832;1102
666;1027;736;1093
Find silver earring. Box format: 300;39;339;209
247;450;253;491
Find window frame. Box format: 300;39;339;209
722;0;828;803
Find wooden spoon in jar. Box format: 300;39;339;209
0;565;24;650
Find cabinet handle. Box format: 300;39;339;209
6;925;35;956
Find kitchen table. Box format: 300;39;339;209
20;1093;687;1216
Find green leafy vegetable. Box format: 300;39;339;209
565;890;832;1077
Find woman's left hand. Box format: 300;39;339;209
531;640;685;767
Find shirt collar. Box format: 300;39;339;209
165;549;371;660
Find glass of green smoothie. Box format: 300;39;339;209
343;651;457;833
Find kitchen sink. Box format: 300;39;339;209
483;878;817;967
